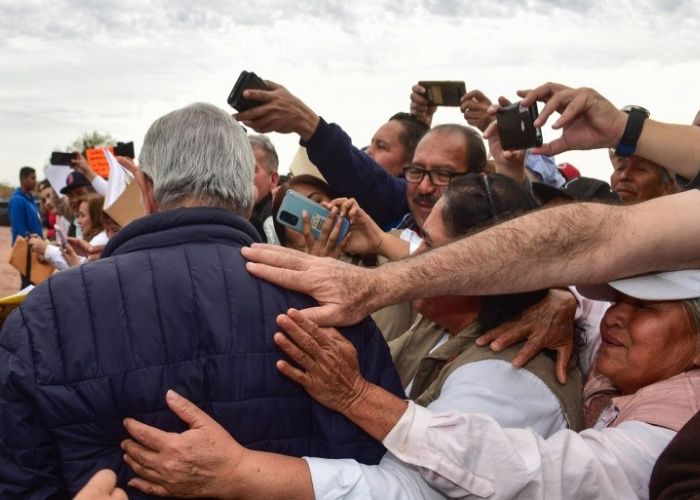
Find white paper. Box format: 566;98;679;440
43;164;74;198
103;148;134;209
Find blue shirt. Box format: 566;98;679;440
8;188;42;244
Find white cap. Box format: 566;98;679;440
577;270;700;302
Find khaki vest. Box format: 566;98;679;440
390;315;584;431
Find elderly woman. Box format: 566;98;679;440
120;262;700;499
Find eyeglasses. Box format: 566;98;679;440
402;166;465;186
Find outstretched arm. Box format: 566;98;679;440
243;189;700;327
236;81;410;228
517;82;700;179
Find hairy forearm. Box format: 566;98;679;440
225;451;314;500
635;120;700;179
340;383;409;442
368;191;700;310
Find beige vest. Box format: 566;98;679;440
390;315;584;431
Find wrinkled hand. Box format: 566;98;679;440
460;89;494;132
74;469;128;500
325;198;384;256
475;288;577;384
72;153;97;181
241;244;376;326
274;309;370;413
122;390;245;498
482;97;527;182
235;81;320;141
516;82;627;156
409;84;437;126
62;242;81;267
301;206;345;259
28;234;48;254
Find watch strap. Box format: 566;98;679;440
614;107;649;158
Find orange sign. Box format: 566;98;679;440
85;148;112;179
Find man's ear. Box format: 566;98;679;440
139;174;158;214
271;171;280;189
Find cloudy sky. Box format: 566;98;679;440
1;0;699;186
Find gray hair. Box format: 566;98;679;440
248;134;279;174
139;103;254;215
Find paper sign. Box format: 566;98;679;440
85;148;111;179
103;149;145;227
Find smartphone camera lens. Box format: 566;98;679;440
279;211;299;225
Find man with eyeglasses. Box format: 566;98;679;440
398;124;486;244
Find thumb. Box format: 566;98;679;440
302;304;355;328
555;345;573;385
165;390;213;429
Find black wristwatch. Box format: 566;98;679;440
614;105;650;158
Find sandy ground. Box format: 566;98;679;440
0;226;21;296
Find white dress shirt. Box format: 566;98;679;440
305;358;569;499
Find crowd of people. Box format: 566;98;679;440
2;80;700;500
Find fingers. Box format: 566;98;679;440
555;345;573;385
75;469;118;498
164;390;212;429
275;358;309;387
299;304;344;328
121;439;161;480
301;211;316;251
241;87;279;103
276;312;322;354
551;90;589;129
123;417;170;451
127;477;170;497
474;327;503;346
510;339;543;368
116;156;139;176
274;330;310;363
464;89;491;104
242;244;310;269
529;136;568;157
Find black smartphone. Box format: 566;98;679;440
496;102;543;151
50;152;76;166
227;71;269;112
114;141;135;159
418;80;466;107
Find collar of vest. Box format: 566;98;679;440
103;207;260;258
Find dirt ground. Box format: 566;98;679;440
0;226;21;296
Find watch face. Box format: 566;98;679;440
621;105;650;118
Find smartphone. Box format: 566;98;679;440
276;189;350;243
55;227;67;250
50;152;76;166
227;71;270;112
496;102;544;151
114;141;135;159
418;80;466;107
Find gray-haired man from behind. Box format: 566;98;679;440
0;103;402;498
